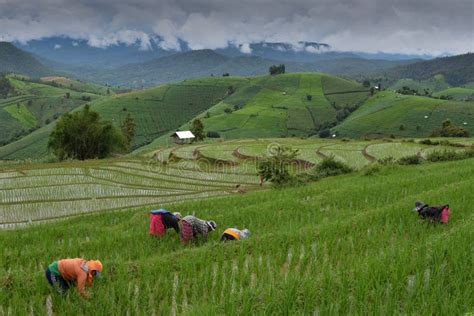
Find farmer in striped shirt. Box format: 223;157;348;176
180;215;217;244
220;227;250;242
45;258;102;298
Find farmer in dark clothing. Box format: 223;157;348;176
414;201;450;223
149;209;182;236
180;215;217;244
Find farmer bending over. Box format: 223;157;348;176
149;209;182;236
45;258;102;297
221;227;250;242
180;215;217;244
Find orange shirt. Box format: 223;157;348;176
223;228;241;240
58;258;88;295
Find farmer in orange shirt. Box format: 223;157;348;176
45;258;102;297
220;227;250;242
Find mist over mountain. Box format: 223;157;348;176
15;37;178;68
15;37;432;68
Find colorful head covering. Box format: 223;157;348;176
207;220;217;231
86;260;103;286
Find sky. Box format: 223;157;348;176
0;0;473;55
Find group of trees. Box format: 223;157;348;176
257;145;353;187
48;105;135;160
269;64;286;75
431;119;469;137
397;86;419;96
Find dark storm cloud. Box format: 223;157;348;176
0;0;472;54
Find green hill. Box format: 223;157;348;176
432;87;474;101
333;91;474;138
0;75;107;148
187;73;368;139
1;156;473;314
4;71;472;161
0;42;52;77
379;53;474;86
0;73;368;160
38;76;118;96
388;74;474;101
0;76;250;160
389;75;450;94
137;73;369;153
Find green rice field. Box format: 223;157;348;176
1;154;473;314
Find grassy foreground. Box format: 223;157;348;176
1;159;473;314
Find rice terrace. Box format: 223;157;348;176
1;0;474;315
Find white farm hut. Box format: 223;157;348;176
171;130;195;144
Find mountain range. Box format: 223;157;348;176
1;39;472;89
72;49;418;87
15;37;432;67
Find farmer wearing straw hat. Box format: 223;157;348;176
220;227;250;242
149;209;182;236
180;215;217;244
45;258;102;297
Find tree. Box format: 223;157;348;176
269;64;286;75
362;80;371;88
257;145;298;186
206;131;220;138
442;119;452;129
370;87;375;96
318;129;331;138
65;92;70;99
0;75;14;98
190;119;205;142
48;105;126;160
121;113;136;150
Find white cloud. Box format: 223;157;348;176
0;0;472;55
54;44;61;49
87;30;152;50
239;43;252;54
153;19;181;50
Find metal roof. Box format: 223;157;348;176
173;131;195;139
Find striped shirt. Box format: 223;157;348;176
182;215;210;241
